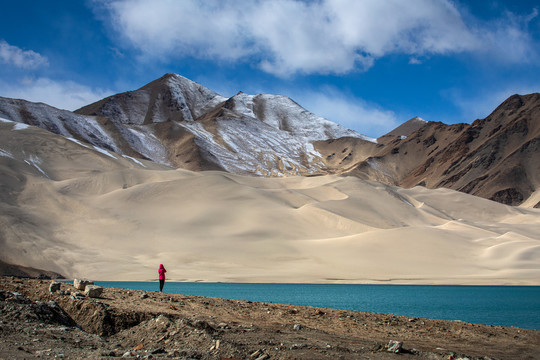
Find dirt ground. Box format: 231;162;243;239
1;276;539;360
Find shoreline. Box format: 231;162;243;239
2;276;539;359
90;280;540;331
88;279;540;286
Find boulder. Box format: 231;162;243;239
73;279;94;291
387;340;403;353
70;291;85;300
84;285;103;298
49;281;61;293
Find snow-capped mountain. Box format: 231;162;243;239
222;91;371;142
0;74;373;176
70;73;376;175
1;73;538;206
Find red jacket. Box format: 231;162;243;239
158;264;166;280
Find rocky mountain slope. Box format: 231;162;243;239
1;117;539;284
0;73;538;205
314;94;540;206
357;94;538;206
75;73;371;176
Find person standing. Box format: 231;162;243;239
158;264;167;292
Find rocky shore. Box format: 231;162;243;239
1;276;539;359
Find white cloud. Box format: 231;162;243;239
472;8;539;64
0;40;49;69
293;88;399;138
99;0;537;76
0;77;113;111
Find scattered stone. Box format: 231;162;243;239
387;340;403;353
49;281;61;294
122;350;133;357
84;285;103;298
70;292;85;301
250;349;262;358
133;343;143;350
155;315;169;324
73;279;94;291
141;293;148;299
9;291;27;303
293;324;302;331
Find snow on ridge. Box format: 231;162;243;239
24;155;49;178
67;137;91;149
179;116;326;176
122;154;146;168
0;116;30;130
0;97;120;153
0;148;14;158
165;74;227;119
67;137;118;160
92;145;117;159
13;123;30;130
123;126;170;165
227;92;372;143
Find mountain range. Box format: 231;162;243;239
1;73;539;282
0;73;538;207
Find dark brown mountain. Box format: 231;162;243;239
314;93;540;207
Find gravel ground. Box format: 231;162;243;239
1;276;539;359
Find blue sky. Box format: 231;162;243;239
1;0;539;138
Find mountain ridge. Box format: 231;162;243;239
0;73;538;205
1;116;539;283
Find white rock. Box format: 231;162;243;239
84;285;103;298
73;279;93;291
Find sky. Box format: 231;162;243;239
0;0;539;138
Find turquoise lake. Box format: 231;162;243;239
93;282;540;330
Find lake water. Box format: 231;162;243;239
93;282;540;330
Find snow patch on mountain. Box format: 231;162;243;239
13;123;30;130
24;155;48;178
67;137;91;149
0;74;381;177
227;92;373;142
123;126;170;165
92;145;117;159
165;74;227;120
0;148;14;158
122;154;146;167
179;118;325;176
0;97;119;152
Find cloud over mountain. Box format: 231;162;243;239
0;40;48;69
98;0;538;76
0;77;113;111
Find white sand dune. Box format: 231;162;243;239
1;121;539;284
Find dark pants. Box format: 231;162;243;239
159;279;165;292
